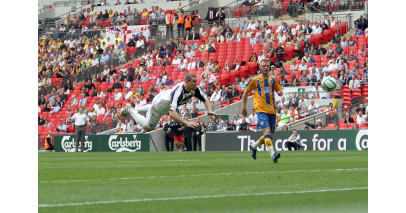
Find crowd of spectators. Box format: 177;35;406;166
39;0;368;137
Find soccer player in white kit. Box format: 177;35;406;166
121;72;216;131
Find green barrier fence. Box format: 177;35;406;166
205;130;368;151
54;134;150;152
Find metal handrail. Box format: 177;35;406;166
281;94;366;131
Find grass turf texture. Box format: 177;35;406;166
38;151;368;213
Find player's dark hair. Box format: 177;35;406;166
184;72;197;82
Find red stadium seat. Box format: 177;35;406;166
327;123;336;129
339;123;350;129
360;123;368;129
247;62;257;76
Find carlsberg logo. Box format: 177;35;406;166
61;136;93;152
108;135;142;152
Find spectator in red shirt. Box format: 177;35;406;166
66;124;75;133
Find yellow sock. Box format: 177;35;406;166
264;138;273;148
264;138;275;157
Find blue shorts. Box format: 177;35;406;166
256;112;277;133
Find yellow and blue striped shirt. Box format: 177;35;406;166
245;74;283;114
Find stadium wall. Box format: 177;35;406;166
38;7;56;20
184;0;218;12
149;128;166;152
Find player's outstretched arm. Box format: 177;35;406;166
241;91;249;117
203;99;216;116
169;110;199;128
274;77;284;96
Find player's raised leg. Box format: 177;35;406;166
134;104;152;114
123;104;152;129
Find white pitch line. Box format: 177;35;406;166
38;159;203;164
39;168;367;184
38;187;368;208
38;156;367;164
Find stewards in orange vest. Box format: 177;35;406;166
192;10;201;26
45;131;54;151
327;106;336;115
184;15;192;34
191;10;201;35
166;11;175;39
177;10;186;38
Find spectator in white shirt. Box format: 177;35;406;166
298;94;310;109
114;89;122;100
298;60;307;71
248;109;258;125
277;31;286;43
247;19;256;30
356;110;367;126
96;103;105;115
184;49;195;59
178;61;188;70
140;71;149;82
308;100;320;115
139;96;147;106
123;79;131;89
312;23;323;34
136;39;145;49
102;64;110;77
308;65;320;81
295;21;306;31
172;56;182;65
56;120;67;132
126;118;136;133
187;60;197;70
286;129;303;151
90;57;99;67
145;56;154;67
276;21;285;33
115;119;127;133
100;51;110;64
249;33;257;46
277;98;288;114
210;87;222;101
258;50;266;63
349;75;361;91
124;88;133;99
328;61;338;71
290;25;297;35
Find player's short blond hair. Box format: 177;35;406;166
260;58;271;64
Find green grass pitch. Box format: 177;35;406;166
38;151;368;213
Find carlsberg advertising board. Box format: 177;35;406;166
54;134;150;152
205;130;368;151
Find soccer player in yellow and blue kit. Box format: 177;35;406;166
242;59;284;163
